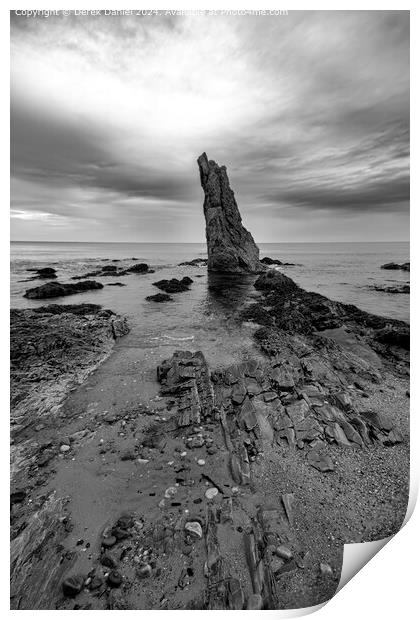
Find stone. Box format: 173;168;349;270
146;293;173;302
24;280;103;299
260;257;283;265
197;152;260;273
205;487;219;500
185;521;203;539
107;570;123;587
247;594;263;610
307;450;335;473
125;263;150;273
10;490;26;504
239;396;258;431
231;382;247;405
381;262;410;271
331;423;353;447
281;493;294;525
383;429;404;445
60;444;70;453
101;553;118;568
197;459;206;466
152;278;192;293
62;575;84;597
286;400;309;425
335;391;352;410
320;562;333;577
263;391;279;403
187;434;205;449
102;536;117;548
269;366;295;392
164;486;177;499
275;545;293;561
137;563;152;579
360;410;393;432
340;420;364;447
254;269;299;294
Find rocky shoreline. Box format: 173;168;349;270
10;266;409;610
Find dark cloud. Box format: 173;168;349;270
10;11;409;241
11;103;194;205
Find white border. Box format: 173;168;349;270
3;2;417;619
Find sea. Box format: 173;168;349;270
10;242;409;347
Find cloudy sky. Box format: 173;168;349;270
10;10;409;242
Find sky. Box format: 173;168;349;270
10;10;409;243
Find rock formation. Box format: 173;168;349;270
24;280;103;299
197;152;260;273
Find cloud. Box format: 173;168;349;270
10;10;409;241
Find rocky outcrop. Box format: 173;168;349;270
261;257;296;267
10;306;129;493
178;258;208;267
24;280;103;299
197;153;260;273
72;263;153;280
146;293;173;302
26;267;57;279
249;270;410;352
372;284;410;294
381;262;410;271
152;277;193;293
32;303;103;315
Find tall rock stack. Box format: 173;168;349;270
197;152;260;273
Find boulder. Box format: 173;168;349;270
124;263;150;273
254;270;299;294
178;258;208;267
24;280;103;299
30;267;57;279
197;152;260;273
146;293;173;302
152;278;192;293
381;262;410;271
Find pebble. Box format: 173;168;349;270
62;575;84;597
60;445;70;453
107;570;123;587
102;535;117;548
137;563;152;579
184;521;203;539
164;486;177;499
205;487;218;500
275;545;293;561
197;459;206;466
320;562;334;577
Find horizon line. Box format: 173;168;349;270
10;239;410;244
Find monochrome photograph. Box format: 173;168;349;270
10;9;410;611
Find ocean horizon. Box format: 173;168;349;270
11;240;410;323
